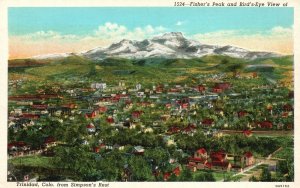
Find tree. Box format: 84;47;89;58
144;148;168;167
178;167;192;181
128;156;154;181
193;171;215;181
249;176;258;182
260;167;272;182
168;173;178;181
53;146;97;180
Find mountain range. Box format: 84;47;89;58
32;32;280;61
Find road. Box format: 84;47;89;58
220;130;293;137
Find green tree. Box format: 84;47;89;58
178;167;192;181
128;156;154;181
193;171;216;181
260;167;272;182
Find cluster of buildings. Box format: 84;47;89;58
8;74;293;177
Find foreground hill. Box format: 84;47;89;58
8;55;293;89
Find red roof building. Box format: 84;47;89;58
212;87;223;93
197;85;206;92
167;126;181;135
22;114;40;119
86;123;96;133
163;172;171;181
283;104;293;111
257;121;273;129
210;151;227;162
238;111;248;118
98;106;108;113
32;104;48;110
243;130;252;137
85;111;97;119
106;116;114;124
215;82;230;90
201;118;214;126
132;111;144;119
44;136;55;144
172;167;181;176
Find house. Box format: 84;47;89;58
93;143;106;153
165;103;172;109
167;126;181;135
44;136;57;148
86;123;96;133
98;106;108;113
143;127;154;133
106;116;114;124
182;124;196;135
133;146;145;155
91;83;107;90
12;108;22;116
201;118;214;127
187;148;210;171
163;172;171;181
181;103;189;109
163;136;175;146
163;167;181;181
283;104;293;112
257;121;273;129
113;144;125;150
8;141;30;157
194;148;208;159
62;103;78;109
32;104;48;110
22;113;40;120
238;111;248;118
210;151;227;162
243;151;255;166
212;87;223;93
209;151;232;171
160;114;171;121
252;72;258;78
243;130;253;137
215;82;230;90
287;124;293;130
85;111;97;119
122;164;132;182
197;85;205;92
131;111;143;119
136;83;142;90
173;167;181;176
155;85;164;94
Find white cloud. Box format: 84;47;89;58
15;22;166;43
176;21;183;26
191;26;293;54
23;30;78;40
192;26;293;40
271;26;293;36
95;22;127;37
94;22;166;41
9;22;168;58
193;30;239;39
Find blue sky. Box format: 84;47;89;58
9;7;293;36
8;7;294;58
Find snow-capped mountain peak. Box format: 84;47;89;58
31;32;281;60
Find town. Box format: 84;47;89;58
7;55;294;182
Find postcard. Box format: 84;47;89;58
0;0;299;188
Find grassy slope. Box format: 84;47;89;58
9;156;54;168
8;55;293;85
